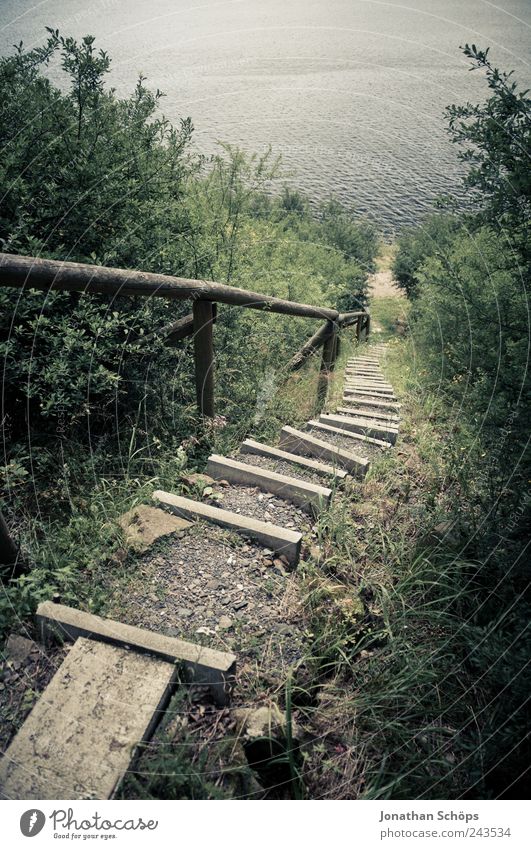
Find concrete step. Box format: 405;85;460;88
345;379;394;390
337;406;400;424
153;490;302;566
319;414;398;444
0;637;177;800
279;425;369;476
307;419;393;449
205;453;332;513
346;374;387;382
36;600;236;705
344;387;397;399
239;438;348;482
342;395;401;412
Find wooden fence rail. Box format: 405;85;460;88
0;252;370;566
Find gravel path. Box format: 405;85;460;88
305;426;387;461
208;484;314;529
104;523;309;681
234;451;328;487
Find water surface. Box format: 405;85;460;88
1;0;529;232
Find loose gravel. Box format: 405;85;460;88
104;523;309;681
305;426;387;461
234;451;328;487
207;484;314;529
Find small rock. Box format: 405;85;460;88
233;600;248;611
218;616;233;629
202;486;214;497
178;607;193;617
218;480;230;487
4;634;37;665
182;473;215;487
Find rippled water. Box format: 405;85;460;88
1;0;530;232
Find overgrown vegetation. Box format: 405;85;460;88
385;45;530;797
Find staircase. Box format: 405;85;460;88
0;342;399;800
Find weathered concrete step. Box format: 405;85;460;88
36;600;236;705
308;419;393;449
206;453;332;513
346;374;387;383
345;379;394;391
342;395;400;412
240;438;348;482
279;426;369;476
346;369;384;377
320;413;398;444
153;490;302;566
337;406;400;424
344;387;397;400
345;366;384;378
346;363;382;370
0;637;176;800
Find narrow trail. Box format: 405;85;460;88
0;340;400;800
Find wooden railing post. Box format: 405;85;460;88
317;321;338;407
0;509;19;568
193;300;215;419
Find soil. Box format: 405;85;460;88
0;638;68;752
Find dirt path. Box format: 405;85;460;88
368;244;404;299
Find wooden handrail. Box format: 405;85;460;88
0;252;370;418
0;253;339;321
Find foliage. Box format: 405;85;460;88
446;44;531;233
390;45;531;798
392;214;461;298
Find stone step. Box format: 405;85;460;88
279;425;369;476
239;438;348;482
342;395;401;412
319;414;398;444
307;419;392;449
205;453;332;513
0;637;177;800
153;490;302;566
36;601;236;705
337;406;400;423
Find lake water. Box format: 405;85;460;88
1;0;530;233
